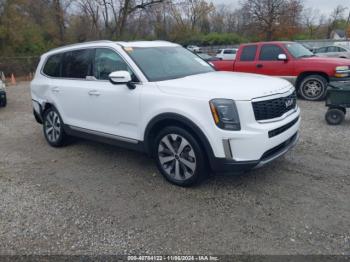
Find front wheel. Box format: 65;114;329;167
325;108;345;125
154;126;208;187
299;75;327;101
43;107;67;147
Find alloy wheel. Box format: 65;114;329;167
45;111;61;143
302;79;323;99
158;134;197;181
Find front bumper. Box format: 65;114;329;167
210;131;299;173
32;100;43;124
329;77;350;82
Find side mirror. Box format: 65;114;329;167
278;54;287;61
109;71;136;89
109;71;132;84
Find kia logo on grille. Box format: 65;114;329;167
285;98;294;108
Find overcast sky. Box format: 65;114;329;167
210;0;350;16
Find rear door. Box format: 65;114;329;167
326;46;340;57
49;48;95;129
336;47;349;58
234;45;258;73
255;44;295;78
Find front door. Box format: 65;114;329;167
255;44;295;80
81;48;141;140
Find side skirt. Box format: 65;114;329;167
63;125;146;153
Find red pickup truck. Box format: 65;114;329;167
211;41;350;101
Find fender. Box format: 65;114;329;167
144;113;215;161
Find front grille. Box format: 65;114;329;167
252;91;297;121
268;116;299;138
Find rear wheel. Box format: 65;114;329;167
299;75;327;101
154;126;207;187
43;107;67;147
325;108;345;125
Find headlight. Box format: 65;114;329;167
335;66;350;78
209;99;240;131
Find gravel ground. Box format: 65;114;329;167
0;82;349;255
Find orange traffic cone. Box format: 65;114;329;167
11;73;16;85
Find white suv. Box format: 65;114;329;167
216;48;238;60
31;41;300;186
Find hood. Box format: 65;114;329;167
155;71;292;101
301;56;350;65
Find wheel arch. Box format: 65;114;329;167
296;72;329;89
144;113;215;161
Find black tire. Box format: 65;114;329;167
325;108;345;125
42;107;67;147
153;126;208;187
298;75;328;101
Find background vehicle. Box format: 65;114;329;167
31;41;300;187
0;78;7;107
216;48;238;60
212;41;350;101
325;82;350;125
187;45;201;53
197;52;222;62
314;45;350;59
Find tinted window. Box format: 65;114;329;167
240;45;257;61
328;46;338;52
315;47;327;53
224;49;235;54
339;47;347;52
259;44;285;61
127;46;214;82
43;54;62;77
62;49;93;79
314;47;323;53
94;48;133;80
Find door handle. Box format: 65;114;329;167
256;64;263;68
52;87;60;93
88;90;100;96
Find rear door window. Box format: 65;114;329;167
224;49;235;54
240;45;257;61
62;49;93;79
43;53;62;77
327;46;338;52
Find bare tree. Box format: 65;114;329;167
327;5;347;38
242;0;291;40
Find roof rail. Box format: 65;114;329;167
49;40;114;52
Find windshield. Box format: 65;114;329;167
285;43;314;58
198;53;211;59
126;46;214;81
